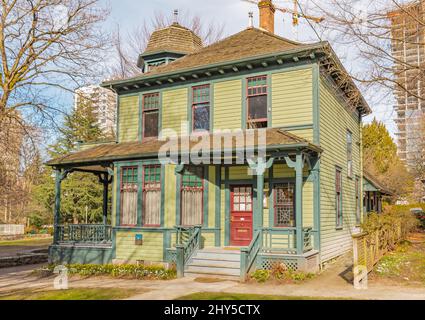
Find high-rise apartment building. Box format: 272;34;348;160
74;85;117;136
389;1;425;167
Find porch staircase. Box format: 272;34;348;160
184;248;241;280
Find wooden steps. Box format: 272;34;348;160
184;248;241;281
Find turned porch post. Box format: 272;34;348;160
53;169;62;244
102;174;108;225
295;152;304;255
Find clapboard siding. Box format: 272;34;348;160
162;88;188;137
214;79;243;130
115;231;163;262
319;77;362;263
272;68;313;127
118;95;139;142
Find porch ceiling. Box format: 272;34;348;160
46;128;322;168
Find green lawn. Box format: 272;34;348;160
0;238;52;247
176;292;349;300
0;288;141;300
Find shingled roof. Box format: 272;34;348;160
141;27;302;76
142;22;203;56
46;128;321;167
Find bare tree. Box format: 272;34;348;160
306;0;425;105
0;0;110;132
109;10;226;79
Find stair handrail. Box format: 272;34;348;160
240;229;262;282
175;225;202;278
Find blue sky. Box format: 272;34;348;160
99;0;395;135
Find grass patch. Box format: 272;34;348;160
176;292;349;300
0;288;139;300
0;238;52;247
373;235;425;285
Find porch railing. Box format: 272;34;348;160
240;227;315;281
262;227;314;254
240;229;262;282
57;224;112;244
175;225;202;278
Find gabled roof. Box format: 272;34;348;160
46;128;322;167
363;171;394;196
142;22;202;57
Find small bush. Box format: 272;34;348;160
44;264;176;280
250;270;270;283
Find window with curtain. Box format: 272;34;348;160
274;183;296;227
247;75;268;129
336;168;343;228
347;130;353;178
181;167;204;226
192;85;210;132
120;167;138;226
143;165;161;227
143;93;159;139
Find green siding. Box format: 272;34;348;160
118;95;139;142
164;164;177;228
272;68;313;128
162;88;188;137
115;231;163;262
214;79;243;130
319;77;362;263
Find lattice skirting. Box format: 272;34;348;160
165;248;177;264
255;251;319;273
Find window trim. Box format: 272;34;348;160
142;92;160;140
347;130;353;178
180;166;204;227
142;164;161;228
120;166;138;227
191;84;211;133
355;175;361;224
335;166;343;229
246;75;268;128
273;181;296;228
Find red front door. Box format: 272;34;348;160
230;185;253;246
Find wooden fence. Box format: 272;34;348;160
0;224;25;236
352;222;407;273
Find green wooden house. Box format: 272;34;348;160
47;6;372;280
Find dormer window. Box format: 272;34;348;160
247;75;268;129
192;85;210;132
142;93;159;139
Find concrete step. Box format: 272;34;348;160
190;259;240;269
186;265;240;276
184;271;240;281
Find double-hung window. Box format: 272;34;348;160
192;85;210;132
274;183;296;227
143;165;161;227
120;167;138;226
181;167;204;226
336;167;343;228
247;75;268;128
347;130;353;178
143;93;159;139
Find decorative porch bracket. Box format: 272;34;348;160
53;168;73;244
247;157;274;231
284;152;305;255
175;163;186;174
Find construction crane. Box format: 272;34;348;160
241;0;324;27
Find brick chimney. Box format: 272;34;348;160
258;0;275;33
